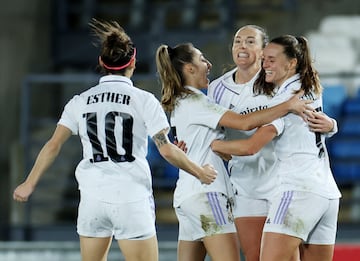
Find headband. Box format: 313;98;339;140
102;48;137;70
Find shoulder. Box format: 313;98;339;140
131;85;158;99
65;94;86;107
209;68;236;89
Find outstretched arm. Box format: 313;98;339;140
219;91;312;131
211;125;277;156
13;125;72;202
153;129;217;184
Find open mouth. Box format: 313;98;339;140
238;52;249;58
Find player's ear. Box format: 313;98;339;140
184;63;195;74
128;58;136;69
98;56;104;67
289;58;297;71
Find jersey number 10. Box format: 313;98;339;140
83;111;135;163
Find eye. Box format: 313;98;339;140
234;39;241;44
246;39;256;45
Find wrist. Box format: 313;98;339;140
286;100;293;113
211;140;219;152
329;119;335;132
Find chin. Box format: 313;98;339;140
265;76;273;83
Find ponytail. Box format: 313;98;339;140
156;43;194;112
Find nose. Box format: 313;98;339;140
262;59;269;69
207;60;212;70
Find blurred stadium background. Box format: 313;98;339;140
1;0;360;260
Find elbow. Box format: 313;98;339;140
240;120;256;131
45;140;62;156
158;143;175;161
241;144;260;156
243;124;254;131
246;146;259;156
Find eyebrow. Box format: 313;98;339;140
235;36;256;39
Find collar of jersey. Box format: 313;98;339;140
276;73;300;95
99;75;133;86
185;85;203;94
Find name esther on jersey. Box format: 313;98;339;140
87;92;131;105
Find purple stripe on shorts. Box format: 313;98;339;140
207;192;226;225
274;191;293;224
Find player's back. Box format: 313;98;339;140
59;75;169;203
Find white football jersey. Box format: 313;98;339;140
268;74;341;199
171;86;233;207
208;68;279;199
58;75;170;203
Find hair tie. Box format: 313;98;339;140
167;46;174;58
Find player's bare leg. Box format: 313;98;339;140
203;232;240;261
236;216;266;261
260;232;301;261
80;236;112;261
118;235;159;261
177;240;207;261
300;243;334;261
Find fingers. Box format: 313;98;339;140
307;114;333;133
203;175;216;185
201;164;218;184
13;184;31;202
296;90;304;97
175;140;188;152
13;193;28;202
305;104;314;110
298;111;308;122
304;110;316;119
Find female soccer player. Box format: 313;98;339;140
208;25;337;261
155;42;311;261
12;19;219;261
211;34;341;261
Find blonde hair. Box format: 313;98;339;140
155;43;195;112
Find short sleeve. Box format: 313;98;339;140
265;118;284;137
58;96;80;135
186;94;228;129
143;94;170;137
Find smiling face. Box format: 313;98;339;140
185;47;212;89
262;42;297;87
231;26;264;70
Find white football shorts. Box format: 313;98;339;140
77;192;156;240
263;190;339;244
233;194;270;218
175;192;236;241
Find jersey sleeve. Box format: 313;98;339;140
265;118;284;136
207;78;218;101
324;118;338;138
187;94;228;129
57;95;80;135
143;94;170;137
